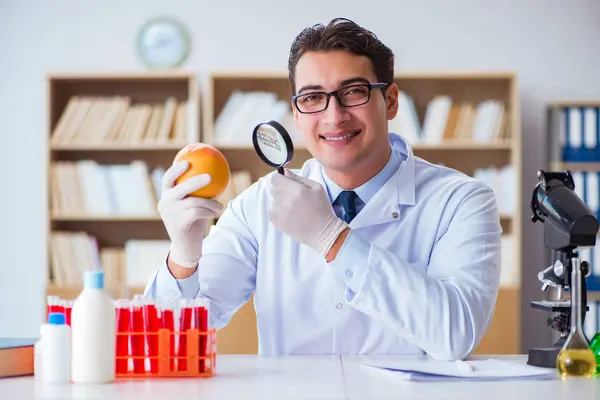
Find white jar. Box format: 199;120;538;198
70;271;116;384
40;312;71;384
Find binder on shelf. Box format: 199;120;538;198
583;301;598;342
559;107;600;162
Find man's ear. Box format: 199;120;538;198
292;101;299;121
385;83;400;121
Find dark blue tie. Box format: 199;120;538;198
338;190;358;223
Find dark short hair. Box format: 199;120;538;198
287;17;395;95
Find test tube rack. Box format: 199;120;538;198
115;328;217;378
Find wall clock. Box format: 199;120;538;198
136;17;191;69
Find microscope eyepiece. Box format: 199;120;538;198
531;170;598;250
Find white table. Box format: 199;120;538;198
1;354;598;400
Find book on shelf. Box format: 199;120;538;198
51;160;159;217
472;166;515;215
50;95;193;146
212;90;509;147
213;90;301;147
584;301;599;343
48;169;253;288
549;106;600;163
51;160;253;218
499;234;518;287
389;94;509;145
48;230;167;289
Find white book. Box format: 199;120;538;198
583;301;596;342
586;172;599;215
583;107;597;149
571;171;585;202
390;92;421;144
124;240;171;286
421;96;451;144
500;234;518;287
568;107;582;151
593;242;600;280
77;160;113;215
218;92;262;145
214;91;245;141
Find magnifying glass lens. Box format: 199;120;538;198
252;120;294;175
256;124;288;166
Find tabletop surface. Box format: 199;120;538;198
1;354;598;400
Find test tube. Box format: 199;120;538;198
114;299;131;374
159;299;176;371
194;298;209;373
177;299;193;371
130;296;145;374
46;296;64;321
64;299;73;326
143;297;159;374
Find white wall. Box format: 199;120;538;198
1;0;599;351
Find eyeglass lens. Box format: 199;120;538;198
295;84;372;113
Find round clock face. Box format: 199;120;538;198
137;18;191;69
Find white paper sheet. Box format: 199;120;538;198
361;358;558;382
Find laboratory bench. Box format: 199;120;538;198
1;354;597;400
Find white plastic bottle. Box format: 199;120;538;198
34;324;49;380
41;312;71;384
70;270;116;384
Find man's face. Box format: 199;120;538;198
292;50;398;176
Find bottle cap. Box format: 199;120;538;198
48;312;66;325
84;270;105;289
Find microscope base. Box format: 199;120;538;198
527;347;561;368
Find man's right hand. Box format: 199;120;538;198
158;160;224;275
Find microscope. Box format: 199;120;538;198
528;170;599;368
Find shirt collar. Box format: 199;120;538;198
321;147;405;205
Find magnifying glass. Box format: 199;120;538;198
252;120;294;175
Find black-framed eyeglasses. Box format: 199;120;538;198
292;82;389;114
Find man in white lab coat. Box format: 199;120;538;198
145;17;502;360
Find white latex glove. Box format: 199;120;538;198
158;160;224;268
268;169;348;257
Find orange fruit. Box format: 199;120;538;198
173;143;231;199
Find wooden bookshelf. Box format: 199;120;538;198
45;71;259;354
45;71;200;325
203;70;523;355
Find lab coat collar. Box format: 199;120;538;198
306;133;416;228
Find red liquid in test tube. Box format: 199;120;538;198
130;297;145;374
143;298;159;374
46;296;64;321
177;299;193;371
63;300;73;326
160;301;176;371
194;298;209;373
115;299;131;374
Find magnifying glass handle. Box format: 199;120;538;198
277;166;284;175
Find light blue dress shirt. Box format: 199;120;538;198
323;149;405;290
324;148;404;220
144;133;502;360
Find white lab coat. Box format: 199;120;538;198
146;133;502;360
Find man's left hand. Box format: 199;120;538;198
268;169;349;257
